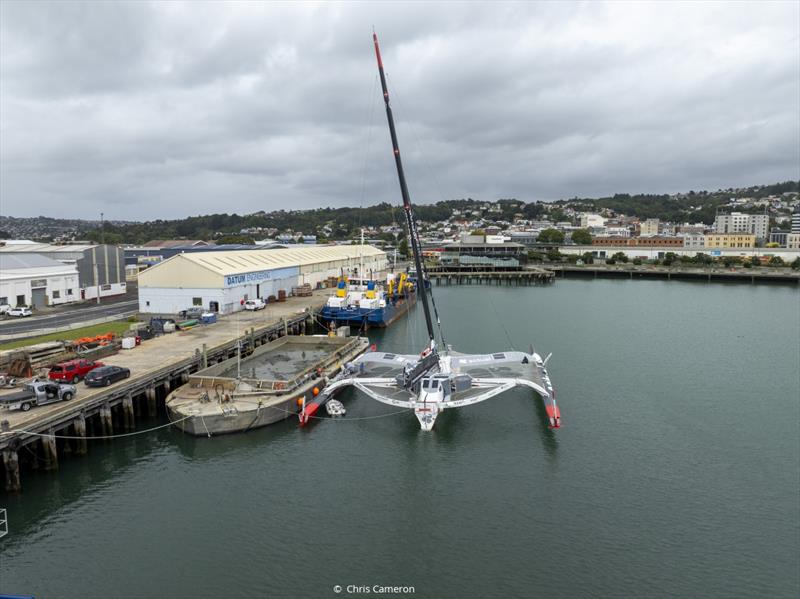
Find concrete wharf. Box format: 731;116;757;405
428;267;555;286
0;292;328;493
547;265;800;284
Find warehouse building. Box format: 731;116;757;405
0;243;126;300
0;254;80;309
137;246;387;314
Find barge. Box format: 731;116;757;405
166;335;369;436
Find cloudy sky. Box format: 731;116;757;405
1;1;798;220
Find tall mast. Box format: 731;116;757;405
373;32;436;345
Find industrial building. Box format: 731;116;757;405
0;254;80;309
137;245;387;314
0;243;126;300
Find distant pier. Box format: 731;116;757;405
428;267;555;286
546;265;800;284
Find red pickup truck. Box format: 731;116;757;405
48;359;104;383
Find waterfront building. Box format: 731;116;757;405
792;207;800;234
0;243;126;300
591;237;684;247
787;234;800;250
704;234;756;249
714;212;769;240
439;242;526;271
138;246;387;314
682;234;706;249
0;254;80;309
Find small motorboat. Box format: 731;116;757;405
326;399;346;417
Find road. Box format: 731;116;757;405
0;289;139;337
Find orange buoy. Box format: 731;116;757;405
296;397;304;407
313;387;320;396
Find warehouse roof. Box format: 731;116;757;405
0;243;100;253
0;253;72;270
144;245;385;278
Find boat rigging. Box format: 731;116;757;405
320;32;562;431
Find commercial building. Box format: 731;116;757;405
682;234;706;249
439;242;526;271
0;243;126;300
137;246;387;314
787;234;800;250
591;237;684;247
769;230;788;247
561;244;800;262
714;212;769;240
579;213;605;228
704;234;756;249
792;207;800;234
0;254;80;309
639;219;660;237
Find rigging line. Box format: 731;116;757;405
387;74;450;204
487;288;516;351
356;73;380;231
0;416;193;440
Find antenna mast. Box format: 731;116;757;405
373;32;436;345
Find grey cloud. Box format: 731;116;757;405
1;0;798;220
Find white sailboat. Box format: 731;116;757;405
321;33;562;431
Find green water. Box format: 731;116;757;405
1;280;798;599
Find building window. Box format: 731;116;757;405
146;301;150;307
0;297;6;305
52;290;61;299
192;297;202;306
16;295;25;306
67;289;73;295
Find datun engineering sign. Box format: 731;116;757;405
223;266;298;287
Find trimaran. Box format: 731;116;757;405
321;33;562;431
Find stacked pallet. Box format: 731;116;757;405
292;284;313;297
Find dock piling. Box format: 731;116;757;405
100;404;113;437
73;415;87;455
122;393;135;430
42;430;58;470
3;449;21;493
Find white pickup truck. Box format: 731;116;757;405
0;380;77;412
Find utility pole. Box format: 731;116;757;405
100;212;105;245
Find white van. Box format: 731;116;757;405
244;299;266;311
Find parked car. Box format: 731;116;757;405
84;365;131;387
178;307;205;319
244;298;266;311
0;304;12;315
48;359;104;384
0;380;76;412
7;306;32;317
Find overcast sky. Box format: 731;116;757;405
1;1;798;220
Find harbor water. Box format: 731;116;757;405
1;279;798;598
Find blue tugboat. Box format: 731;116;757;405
318;273;416;330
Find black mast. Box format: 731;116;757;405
373;32;436;345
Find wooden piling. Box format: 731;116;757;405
3;449;21;493
202;343;208;369
146;386;157;417
100;404;113;437
122;394;135;430
42;430;58;470
73;415;87;455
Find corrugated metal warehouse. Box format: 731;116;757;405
0;254;80;308
0;243;126;300
138;245;387;314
